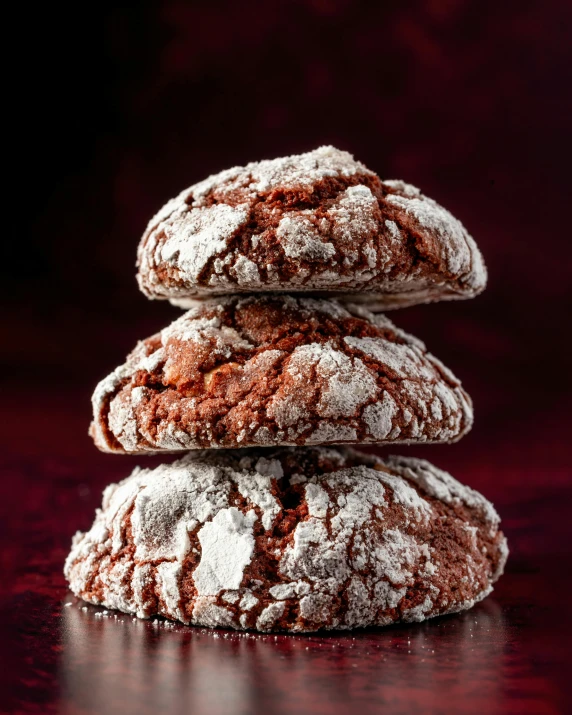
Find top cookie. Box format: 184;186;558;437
137;146;486;310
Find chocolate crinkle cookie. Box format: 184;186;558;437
64;447;507;633
136;146;486;311
90;295;472;454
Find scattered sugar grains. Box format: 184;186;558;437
64;447;507;633
136;146;486;310
90;295;473;454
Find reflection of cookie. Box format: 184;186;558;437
90;296;472;454
64;447;507;632
136;146;486;311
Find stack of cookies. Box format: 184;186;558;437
65;147;507;633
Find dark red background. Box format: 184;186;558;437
2;2;571;712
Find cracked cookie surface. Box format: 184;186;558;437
136;146;486;311
64;447;507;632
90;295;472;453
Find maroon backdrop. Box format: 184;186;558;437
4;0;571;504
2;1;571;712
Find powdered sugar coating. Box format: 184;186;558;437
136;146;486;311
90;295;473;453
64;447;507;632
386;456;500;528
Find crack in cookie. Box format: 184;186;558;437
90;296;473;453
65;447;507;633
136;146;486;311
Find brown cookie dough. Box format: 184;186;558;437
64;447;507;632
90;296;472;454
136;146;486;311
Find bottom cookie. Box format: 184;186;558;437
64;447;507;632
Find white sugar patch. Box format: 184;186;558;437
159;203;249;282
239;591;259;611
156;562;185;621
231;255;260;285
269;342;378;424
384;219;402;241
276;214;336;262
254;457;284;480
387;457;500;525
233;472;281;531
328;185;380;264
107;392;140;452
344;336;429;379
193;508;257;595
256;601;286;631
305;482;330;518
386;187;472;277
192;598;235;627
363;392;398;440
309;423;358;443
131;461;230;562
191;145;371;197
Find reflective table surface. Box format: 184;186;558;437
2;396;571;714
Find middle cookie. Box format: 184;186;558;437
91;296;473;453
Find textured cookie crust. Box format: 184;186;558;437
90;296;472;453
136;146;486;310
64;447;507;632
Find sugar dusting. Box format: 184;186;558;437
190;145;370;198
267;342;379;426
65;447;507;632
384;180;487;290
91;296;473;454
136;146;487;309
193;508;257;595
386;456;501;527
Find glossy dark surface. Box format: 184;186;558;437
2;410;571;714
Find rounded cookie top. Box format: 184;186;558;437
136;146;486;311
64;447;507;632
90;295;473;453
